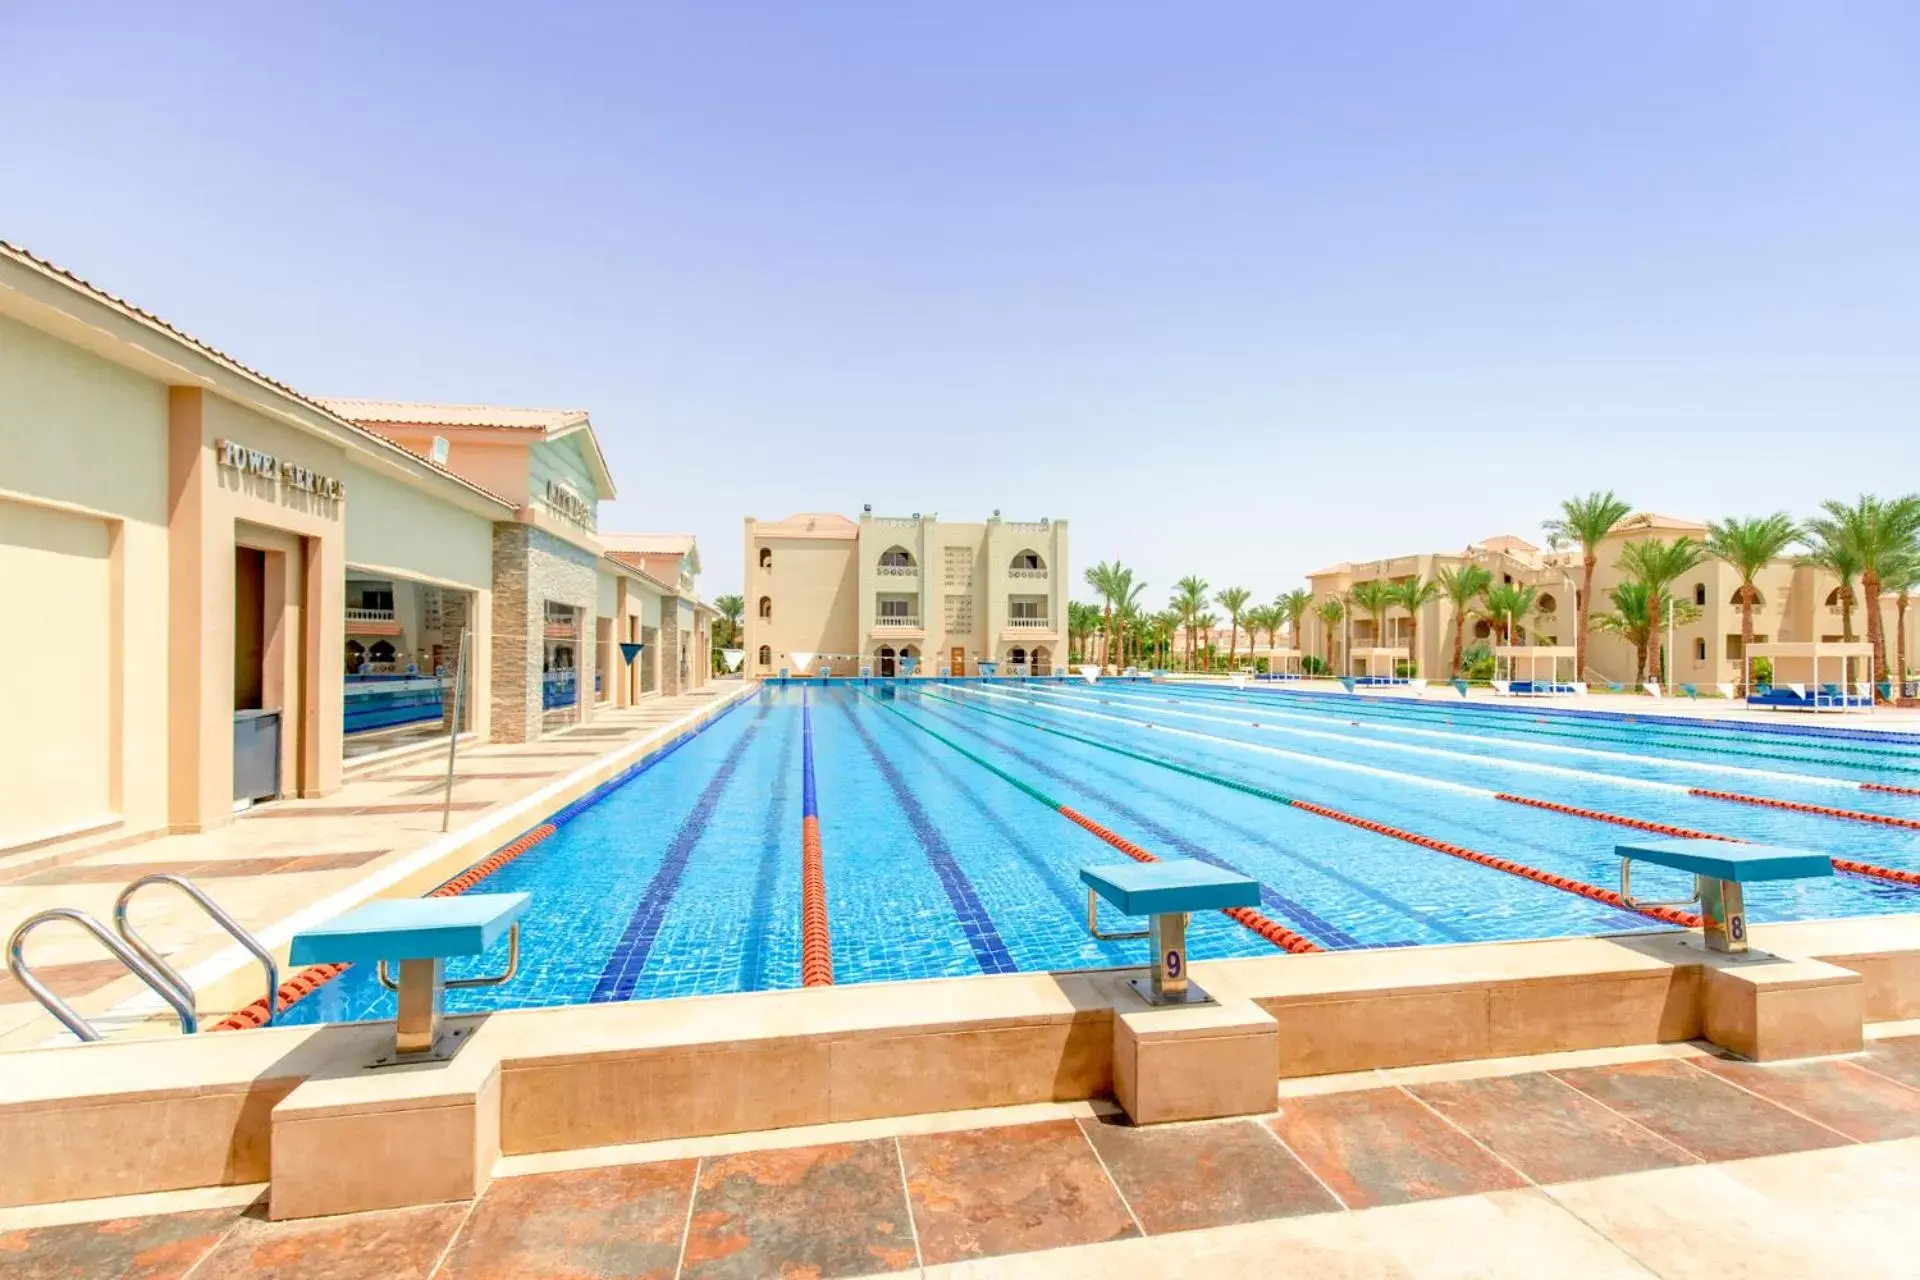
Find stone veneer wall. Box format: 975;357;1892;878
658;603;682;697
490;524;600;743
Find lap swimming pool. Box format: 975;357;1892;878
277;680;1920;1026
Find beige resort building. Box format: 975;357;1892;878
1302;514;1913;686
0;241;711;861
742;511;1070;676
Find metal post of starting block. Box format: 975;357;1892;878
1144;911;1192;1004
392;957;445;1057
1697;876;1748;954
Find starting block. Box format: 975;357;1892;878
1081;860;1260;1005
1617;838;1830;955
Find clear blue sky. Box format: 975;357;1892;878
6;3;1917;603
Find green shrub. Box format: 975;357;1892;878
1750;656;1774;685
1301;655;1329;675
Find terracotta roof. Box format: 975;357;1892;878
603;552;678;595
1615;512;1710;534
0;241;517;512
316;399;590;432
752;512;860;540
1481;533;1539;553
604;533;694;556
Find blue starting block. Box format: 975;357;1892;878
291;893;530;1065
1081;860;1261;1005
1616;839;1831;955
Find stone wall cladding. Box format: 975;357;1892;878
659;602;682;697
490;524;601;742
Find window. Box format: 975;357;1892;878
1695;638;1707;662
759;547;772;569
1694;583;1706;607
1010;550;1045;571
757;644;771;667
758;596;772;620
1010;599;1044;620
878;546;915;567
878;597;912;618
1536;593;1556;614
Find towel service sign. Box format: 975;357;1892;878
215;438;346;500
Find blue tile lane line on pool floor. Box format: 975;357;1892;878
736;710;798;993
590;722;763;1002
836;696;1019;975
913;695;1366;949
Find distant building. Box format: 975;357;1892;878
742;511;1069;676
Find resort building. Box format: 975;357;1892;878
0;241;712;861
742;510;1070;676
1302;514;1914;685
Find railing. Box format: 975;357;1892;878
346;607;396;623
874;616;923;629
870;515;920;527
1006;617;1053;629
876;563;919;576
544;622;578;639
1007;567;1048;580
1004;520;1049;532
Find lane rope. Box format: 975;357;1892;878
800;693;834;986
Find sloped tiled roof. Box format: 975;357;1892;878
0;241;516;511
604;533;694;556
753;512;860;539
317;399;590;432
1615;512;1710;534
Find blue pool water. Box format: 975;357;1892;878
280;681;1920;1025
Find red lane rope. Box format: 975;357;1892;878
1057;805;1322;954
1688;788;1920;831
1494;793;1735;842
1862;783;1920;797
800;814;834;986
209;821;562;1032
1286;798;1704;928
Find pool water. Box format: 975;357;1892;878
281;681;1920;1026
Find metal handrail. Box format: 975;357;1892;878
374;923;521;991
114;874;279;1028
7;907;199;1042
1619;859;1700;912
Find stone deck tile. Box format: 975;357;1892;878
1409;1070;1699;1183
1860;1034;1920;1090
1264;1087;1527;1209
1077;1114;1341;1233
1551;1059;1852;1162
898;1119;1137;1266
1692;1054;1920;1142
186;1204;469;1280
0;1207;238;1280
679;1141;916;1279
438;1161;695;1280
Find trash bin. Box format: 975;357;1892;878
233;709;282;805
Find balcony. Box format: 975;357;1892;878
1004;617;1053;630
1007;567;1048;580
346;607;396;624
876;563;919;577
873;616;923;631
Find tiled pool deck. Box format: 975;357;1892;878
0;684;753;1049
7;1032;1919;1277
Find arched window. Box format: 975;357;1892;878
759;547;772;569
1731;586;1764;606
878;546;915;569
1826;587;1843;606
369;640;395;664
1032;645;1052;675
345;639;366;674
877;645;897;677
1473;620;1491;639
1009;549;1045;572
758;596;772;619
1693;583;1707;607
1009;647;1028;665
757;644;771;667
1536;593;1556;614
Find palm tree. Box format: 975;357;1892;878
1800;528;1862;648
1173;575;1210;671
1115;575;1147;669
1279;589;1313;653
1216;587;1252;670
1615;536;1706;686
1480;582;1539;651
1543;491;1634;681
1192;611;1220;671
1885;553;1918;695
1347;580;1394;673
1704;513;1799;694
713;594;745;649
1387;576;1443;677
1083;561;1123;669
1436;563;1493;677
1805;495;1920;688
1592;582;1704;685
1314;595;1344;675
1067;600;1101;663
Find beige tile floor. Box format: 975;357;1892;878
0;682;756;1049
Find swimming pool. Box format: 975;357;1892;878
278;680;1920;1026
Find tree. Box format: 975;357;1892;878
1436;563;1493;677
1082;564;1121;671
713;594;744;649
1805;495;1920;690
1192;612;1219;670
1885;553;1918;695
1067;600;1102;663
1279;589;1313;653
1615;536;1706;686
1387;576;1443;677
1115;575;1147;669
1799;524;1864;685
1704;513;1799;694
1315;595;1345;675
1216;587;1252;670
1173;575;1210;671
1348;580;1394;672
1592;582;1703;685
1480;582;1539;651
1543;491;1634;681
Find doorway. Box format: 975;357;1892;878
950;646;966;676
232;546;279;806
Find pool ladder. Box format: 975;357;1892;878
6;874;278;1043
